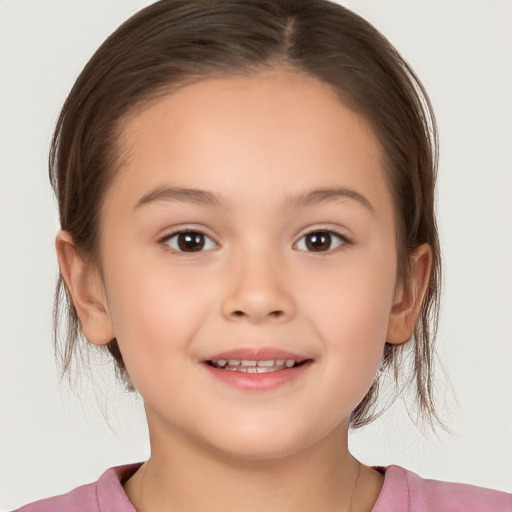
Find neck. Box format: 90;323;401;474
124;420;383;512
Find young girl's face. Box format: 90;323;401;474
81;70;410;459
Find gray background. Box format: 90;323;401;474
1;1;511;509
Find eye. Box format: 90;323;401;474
295;230;347;252
163;230;218;253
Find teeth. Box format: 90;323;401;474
211;358;299;371
226;366;282;373
256;366;281;373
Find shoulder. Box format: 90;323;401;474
14;481;98;512
372;465;512;512
14;463;141;512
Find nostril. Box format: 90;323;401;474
232;309;285;317
225;305;291;323
231;309;283;318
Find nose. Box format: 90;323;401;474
221;251;296;324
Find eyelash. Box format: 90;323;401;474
160;229;219;253
159;228;350;254
294;229;349;253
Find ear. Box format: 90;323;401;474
55;230;115;346
386;243;432;345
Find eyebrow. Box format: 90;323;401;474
135;185;375;213
135;186;222;209
286;188;375;213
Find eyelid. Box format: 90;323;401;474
293;228;350;252
159;227;219;253
157;225;350;253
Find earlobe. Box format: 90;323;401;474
55;231;115;346
386;243;432;345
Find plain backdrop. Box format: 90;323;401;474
1;0;511;509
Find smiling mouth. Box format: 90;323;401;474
206;358;308;373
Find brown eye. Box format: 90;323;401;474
165;231;217;252
295;231;346;252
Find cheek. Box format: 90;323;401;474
299;254;396;384
303;253;395;335
102;256;216;384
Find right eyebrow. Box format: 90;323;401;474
286;187;375;214
134;186;223;209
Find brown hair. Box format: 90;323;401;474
51;0;441;429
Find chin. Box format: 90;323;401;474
200;422;333;463
212;441;306;462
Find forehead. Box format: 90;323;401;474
111;70;391;214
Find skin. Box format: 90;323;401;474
57;69;431;511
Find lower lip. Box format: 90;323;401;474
202;362;312;391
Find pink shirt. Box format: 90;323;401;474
15;463;512;511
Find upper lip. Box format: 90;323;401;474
202;347;309;364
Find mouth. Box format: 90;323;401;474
201;348;312;390
206;358;308;373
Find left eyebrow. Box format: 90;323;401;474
134;186;223;209
286;188;375;214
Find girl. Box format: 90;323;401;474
10;0;512;510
